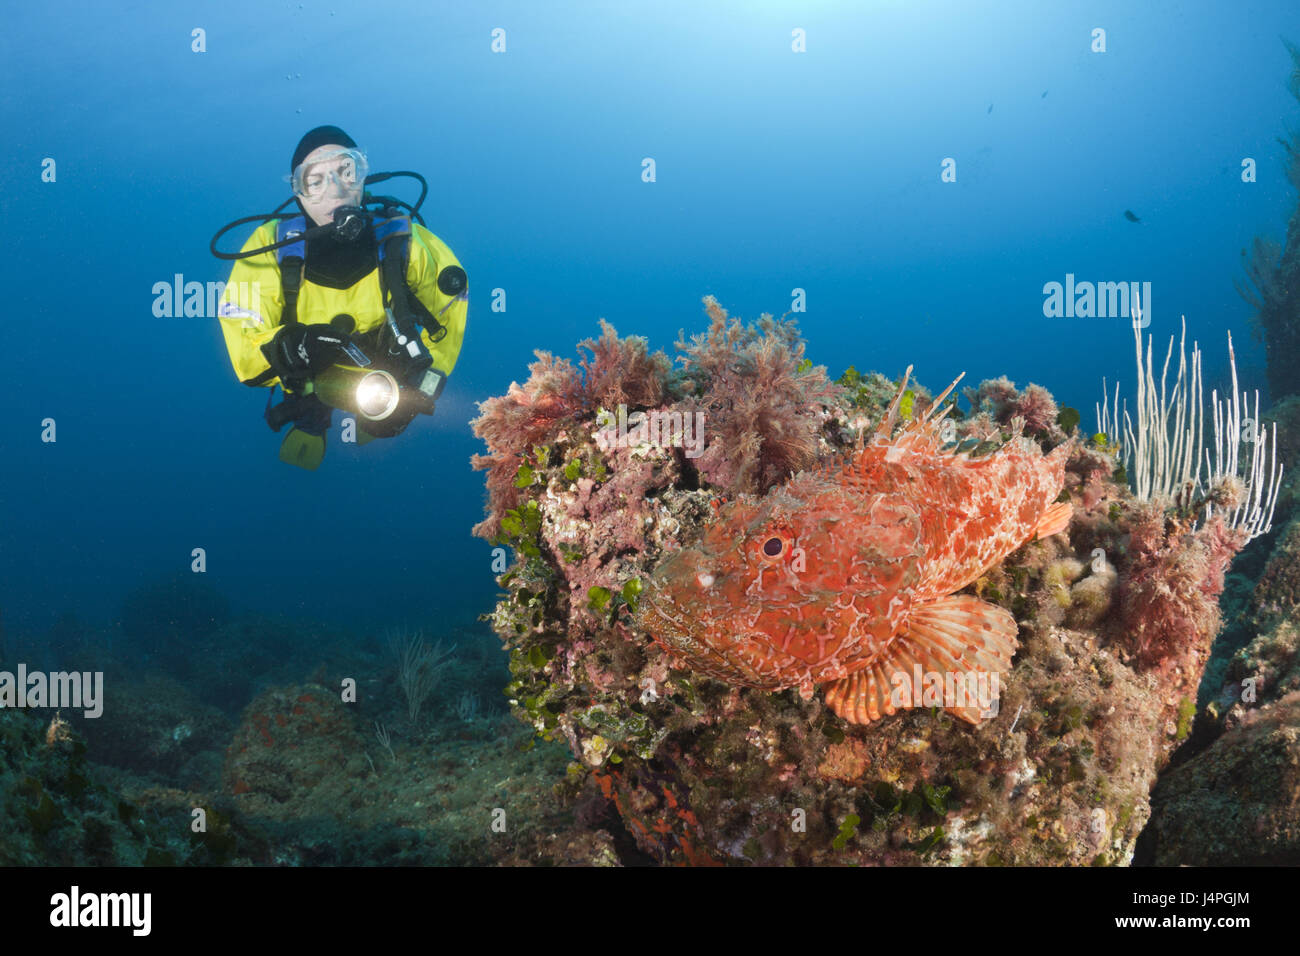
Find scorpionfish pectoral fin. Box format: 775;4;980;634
1032;501;1073;541
822;594;1018;726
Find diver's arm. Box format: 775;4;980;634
408;225;469;380
217;222;286;386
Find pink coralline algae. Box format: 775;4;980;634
469;321;670;541
1116;503;1250;691
671;298;843;494
964;376;1062;438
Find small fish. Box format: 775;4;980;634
1041;90;1048;98
637;370;1072;725
987;103;994;114
1124;209;1141;223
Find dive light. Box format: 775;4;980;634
310;365;401;421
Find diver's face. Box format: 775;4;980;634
296;144;364;227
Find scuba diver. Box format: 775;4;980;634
211;125;468;469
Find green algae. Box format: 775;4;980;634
906;826;946;856
621;578;642;611
1175;697;1196;741
832;812;861;850
587;586;611;612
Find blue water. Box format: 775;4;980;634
2;0;1297;641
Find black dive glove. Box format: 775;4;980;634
262;324;352;382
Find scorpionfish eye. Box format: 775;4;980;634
756;528;794;563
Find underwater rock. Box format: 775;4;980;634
1144;557;1300;866
223;683;368;816
1262;396;1300;521
1236;43;1300;405
220;679;578;864
1253;515;1300;630
0;707;238;865
1146;686;1300;865
472;301;1260;865
80;673;231;786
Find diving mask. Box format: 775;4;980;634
290;147;369;200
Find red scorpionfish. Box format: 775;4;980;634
636;367;1072;725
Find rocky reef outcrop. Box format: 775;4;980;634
472;298;1261;865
